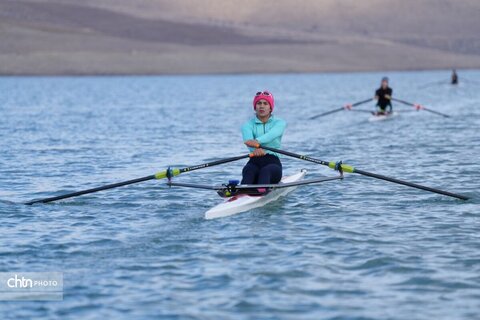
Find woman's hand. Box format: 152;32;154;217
252;148;266;157
245;139;260;148
245;139;264;156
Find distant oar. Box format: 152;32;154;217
255;145;469;200
417;80;447;89
310;98;373;120
392;98;450;118
25;154;251;205
348;110;374;114
463;78;480;85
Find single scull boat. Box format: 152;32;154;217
167;170;343;219
205;170;307;219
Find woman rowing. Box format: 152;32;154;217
242;91;286;193
374;77;393;114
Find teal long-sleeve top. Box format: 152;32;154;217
241;115;286;157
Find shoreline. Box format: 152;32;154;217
1;67;478;77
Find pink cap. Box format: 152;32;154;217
253;91;275;111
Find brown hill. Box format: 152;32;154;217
1;0;479;75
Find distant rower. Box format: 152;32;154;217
451;69;458;85
374;77;393;114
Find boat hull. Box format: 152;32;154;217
205;170;307;219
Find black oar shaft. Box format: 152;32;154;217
26;154;250;205
257;145;468;201
351;98;374;107
392;98;413;106
309;107;344;119
179;154;249;173
25;175;156;205
354;169;468;200
392;98;450;118
349;110;374;113
417;80;447;89
310;98;373;119
263;147;329;166
423;108;450;117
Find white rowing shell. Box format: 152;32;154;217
205;170;307;219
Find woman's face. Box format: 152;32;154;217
255;99;271;117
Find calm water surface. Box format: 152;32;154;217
0;71;479;319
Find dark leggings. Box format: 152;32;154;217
241;154;282;185
377;104;392;112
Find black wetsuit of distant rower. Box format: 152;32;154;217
451;73;458;85
375;87;393;112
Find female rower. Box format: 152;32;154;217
242;91;286;192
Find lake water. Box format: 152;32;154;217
0;71;479;319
